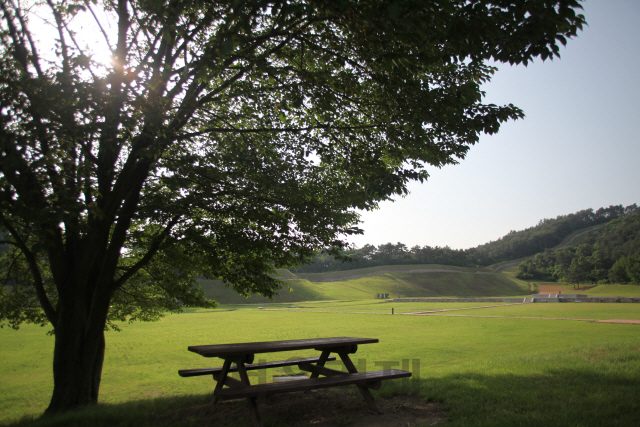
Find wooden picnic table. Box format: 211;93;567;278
180;337;412;427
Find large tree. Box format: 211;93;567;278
0;0;584;413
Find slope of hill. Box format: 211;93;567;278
197;277;325;304
198;264;530;304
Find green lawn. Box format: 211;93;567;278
2;303;640;426
241;300;513;314
426;302;640;320
578;284;640;297
292;264;494;282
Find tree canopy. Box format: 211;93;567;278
0;0;584;413
516;209;640;285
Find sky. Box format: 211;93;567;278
349;0;640;250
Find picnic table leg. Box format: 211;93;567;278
338;351;382;414
237;362;264;427
309;350;331;379
211;359;232;405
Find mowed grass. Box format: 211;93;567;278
427;302;640;320
292;264;494;282
199;267;531;304
2;303;640;426
197;277;326;304
311;271;529;299
577;284;640;297
248;300;513;314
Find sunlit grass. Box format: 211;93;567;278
2;304;640;426
439;302;640;320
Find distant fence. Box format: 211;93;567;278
392;298;522;303
392;297;640;303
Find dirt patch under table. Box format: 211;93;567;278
168;388;447;427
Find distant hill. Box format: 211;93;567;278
515;211;640;284
290;203;639;274
198;264;530;304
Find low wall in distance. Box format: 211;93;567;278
560;296;640;303
392;298;525;303
392;297;640;303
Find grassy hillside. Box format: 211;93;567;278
294;263;493;282
197;278;326;304
198;265;530;304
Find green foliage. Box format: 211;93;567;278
611;256;640;284
475;204;637;265
515;212;640;285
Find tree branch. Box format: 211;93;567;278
86;2;114;55
46;0;71;75
113;215;181;290
0;215;57;326
10;0;43;77
177;123;385;139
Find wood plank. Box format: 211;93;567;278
309;350;331;379
338;350;381;413
188;337;378;358
210;359;232;405
213;372;246;389
178;356;337;377
215;369;412;400
298;363;347;377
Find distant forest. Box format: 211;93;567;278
516;212;640;285
291;204;640;276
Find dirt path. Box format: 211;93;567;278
264;303;525;315
263;304;640;324
402;302;527;315
536;284;567;294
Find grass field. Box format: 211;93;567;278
2;301;640;426
423;302;640;320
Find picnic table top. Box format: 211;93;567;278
188;337;378;358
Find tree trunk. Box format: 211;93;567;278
45;296;108;414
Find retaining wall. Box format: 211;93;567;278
392;297;640;303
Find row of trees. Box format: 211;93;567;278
516;211;640;286
292;204;639;273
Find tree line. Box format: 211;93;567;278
291;204;640;273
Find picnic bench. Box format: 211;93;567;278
179;337;412;427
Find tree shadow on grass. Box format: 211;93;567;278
383;367;640;427
6;367;639;427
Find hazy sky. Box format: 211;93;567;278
349;0;640;250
